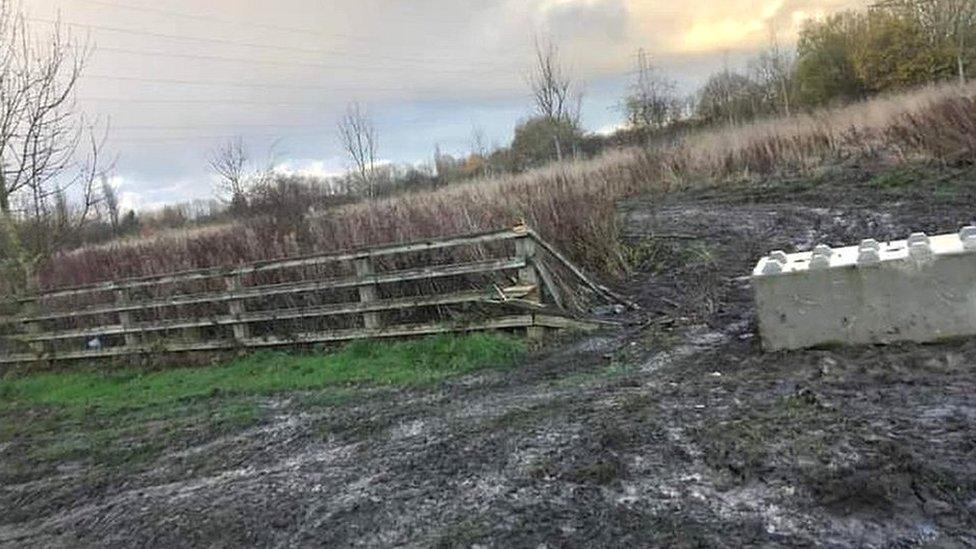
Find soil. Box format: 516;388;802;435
3;163;976;547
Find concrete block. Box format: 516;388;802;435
752;229;976;351
961;226;976;250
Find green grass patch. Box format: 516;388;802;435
0;334;524;416
623;237;714;275
867;165;968;201
0;334;523;476
868;167;918;189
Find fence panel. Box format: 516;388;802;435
0;225;625;365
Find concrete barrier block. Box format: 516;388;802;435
752;228;976;350
962;226;976;250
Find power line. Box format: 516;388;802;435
108;116;460;133
105;131;326;142
81;73;406;92
110;123;328;130
82;74;520;98
78;96;331;107
75;0;373;43
102;114;462;134
75;0;525;51
28;16;520;70
93;45;518;77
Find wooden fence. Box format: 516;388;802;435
0;224;628;365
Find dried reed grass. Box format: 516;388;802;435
38;82;976;289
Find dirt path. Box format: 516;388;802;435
3;164;976;547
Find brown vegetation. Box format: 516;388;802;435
37;82;976;290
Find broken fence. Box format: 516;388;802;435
0;224;630;364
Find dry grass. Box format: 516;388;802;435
670;82;976;177
38;82;976;289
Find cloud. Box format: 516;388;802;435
274;159;346;179
543;0;630;43
118;191;144;213
104;176;157;212
22;0;867;208
595;121;627;135
627;0;871;53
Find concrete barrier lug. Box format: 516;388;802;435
859;239;880;251
809;256;830;269
813;244;832;256
761;260;782;275
909;242;933;261
907;232;930;248
857;248;880;266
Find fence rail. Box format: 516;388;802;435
9;228;523;304
0;224;625;365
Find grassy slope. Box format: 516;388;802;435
0;334;523;476
45;82;976;288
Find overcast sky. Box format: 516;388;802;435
27;0;868;211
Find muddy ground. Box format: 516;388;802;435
3;163;976;547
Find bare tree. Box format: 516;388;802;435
624;49;681;131
208;136;250;210
529;37;582;124
469;125;491;177
100;174;119;234
0;0;108;281
749;29;795;117
937;0;975;84
528;37;582;161
336;102;378;198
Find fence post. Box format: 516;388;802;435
225;274;249;342
24;318;44;357
354;256;381;330
514;226;545;341
22;263;45;357
116;289;139;348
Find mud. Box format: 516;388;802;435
2;164;976;547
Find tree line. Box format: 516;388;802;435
668;0;976;128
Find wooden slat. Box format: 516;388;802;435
12;227;521;303
525;228;639;310
11;257;526;324
0;315;536;364
532;314;617;331
17;286;537;343
531;258;564;310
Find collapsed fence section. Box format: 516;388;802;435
0;224;628;365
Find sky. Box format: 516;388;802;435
26;0;870;211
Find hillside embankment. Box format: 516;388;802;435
38;83;976;291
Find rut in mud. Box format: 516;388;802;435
2;164;976;547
